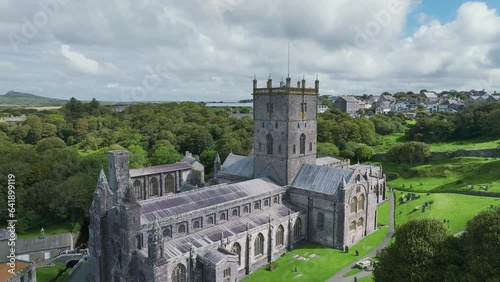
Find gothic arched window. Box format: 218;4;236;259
350;197;358;214
220;213;226;221
358;194;365;211
133;180;142;200
171;264;187;282
254;202;260;210
357;217;364;228
276;225;284;246
293;218;302;239
208;216;214;224
349;221;356;231
264;199;269;206
149;177;159;197
163;227;171;238
165;174;175;194
317;212;325;230
193;221;200;229
243;206;249;213
254;233;264;257
232;209;238;217
300;134;306;154
177;224;186;234
266;134;273;155
231;243;241;265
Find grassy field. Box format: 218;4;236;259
385;157;500;194
357;273;374;281
377;201;390;227
243;228;388;282
375;133;500;153
343;267;363;277
394;192;500;233
36;264;69;282
17;222;74;239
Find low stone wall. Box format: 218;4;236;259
372;148;500;162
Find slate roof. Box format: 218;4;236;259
140;178;282;224
200;249;232;265
316;157;344;166
339;96;360;103
146;203;301;260
0;229;8;240
130;163;192;177
16;233;72;253
291;164;354;195
220;153;254;178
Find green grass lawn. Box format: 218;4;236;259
343;267;363;277
428;138;500;152
385;157;500;194
374;134;500;153
243;228;388;282
357;273;374;282
36;264;69;282
16;222;74;239
377;201;390;227
394;191;500;233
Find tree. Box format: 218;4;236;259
354;144;374;161
387;142;430;164
460;207;500;281
374;218;450;282
151;146;182;165
317;142;340;157
128;145;148;168
35;137;66;153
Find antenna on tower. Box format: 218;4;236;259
287;42;290;78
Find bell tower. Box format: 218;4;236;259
253;75;319;185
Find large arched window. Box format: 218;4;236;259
207;216;214;224
163;227;171;238
165;174;175;194
266;134;273;155
193;221;200;229
133;180;142;200
317;212;324;230
254;233;264;257
220;213;226;221
300;134;306;154
276;225;284;246
243;206;249;213
171;264;187;282
232;209;238;217
357;217;364;229
150;177;159;197
231;243;242;265
254;202;260;210
293;218;302;239
350;196;358;214
358;194;365;211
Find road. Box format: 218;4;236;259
326;190;395;282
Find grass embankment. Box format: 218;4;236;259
385;157;500;194
377;201;390;227
36;264;70;282
16;222;75;239
394;192;500;233
375;133;500;153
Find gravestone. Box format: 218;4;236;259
355;250;360;256
422;205;425;213
345;246;349;253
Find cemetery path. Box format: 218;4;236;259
326;190;395;282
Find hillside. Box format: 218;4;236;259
0;91;67;105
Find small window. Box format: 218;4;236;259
264;199;269;206
273;197;278;203
44;251;51;260
309;142;313;152
262;122;265;128
266;103;269;112
178;224;186;234
136;235;142;249
193;221;200;229
223;267;231;278
208;216;214;224
220;213;226;221
254;202;260;209
305;103;307;112
163;228;171;237
232;209;238;217
243;206;249;213
293;144;296;154
275;122;278;128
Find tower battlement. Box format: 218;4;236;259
253;76;319;95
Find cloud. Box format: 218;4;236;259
59;44;99;74
0;0;498;101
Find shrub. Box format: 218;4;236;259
386;172;400;181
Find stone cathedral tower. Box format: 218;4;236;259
253;75;319;185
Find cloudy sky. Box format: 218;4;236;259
1;0;499;102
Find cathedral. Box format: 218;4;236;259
89;76;387;282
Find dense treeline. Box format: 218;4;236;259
0;98;254;232
406;103;500;142
374;207;500;282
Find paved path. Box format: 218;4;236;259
326;190;395;282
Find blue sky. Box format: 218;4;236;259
407;0;500;34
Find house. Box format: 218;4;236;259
0;260;36;282
317;105;330;113
421;92;439;103
333;96;362;115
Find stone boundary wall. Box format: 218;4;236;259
371;148;500;162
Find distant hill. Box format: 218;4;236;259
0;91;67;105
